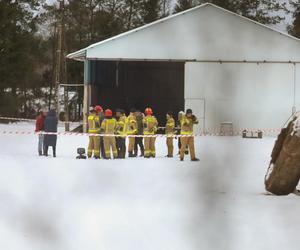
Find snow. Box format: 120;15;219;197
294;116;300;136
0;122;299;250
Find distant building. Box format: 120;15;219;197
67;3;300;133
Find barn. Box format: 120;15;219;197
67;3;300;133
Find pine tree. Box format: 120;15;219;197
232;0;286;25
141;0;161;24
121;0;144;30
0;0;45;117
174;0;193;13
174;0;287;25
289;1;300;38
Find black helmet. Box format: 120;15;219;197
186;109;193;114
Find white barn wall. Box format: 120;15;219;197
185;62;296;132
67;3;300;133
84;5;300;62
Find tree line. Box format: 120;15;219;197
0;0;298;119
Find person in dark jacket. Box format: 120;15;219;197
44;110;58;157
134;110;145;157
35;110;46;156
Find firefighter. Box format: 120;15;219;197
101;109;118;159
134;110;145;157
143;107;158;158
126;108;138;157
115;109;126;159
180;109;199;161
95;105;105;159
87;106;101;158
177;111;188;155
165;111;175;157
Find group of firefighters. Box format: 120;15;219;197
87;106;200;161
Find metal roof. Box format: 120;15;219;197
67;3;300;62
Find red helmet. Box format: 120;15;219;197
145;107;153;115
105;109;113;117
95;105;103;112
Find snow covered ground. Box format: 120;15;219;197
0;122;299;250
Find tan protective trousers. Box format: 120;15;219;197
103;136;118;159
88;136;100;157
144;136;156;157
180;136;195;160
166;137;174;156
128;137;135;152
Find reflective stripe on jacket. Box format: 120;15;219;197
101;118;117;134
116;115;126;136
126;114;137;135
143;115;158;135
88;113;100;133
165;117;175;135
180;115;198;135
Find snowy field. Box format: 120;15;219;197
0;122;299;250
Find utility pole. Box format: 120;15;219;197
54;0;69;131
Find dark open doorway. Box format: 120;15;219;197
89;60;184;125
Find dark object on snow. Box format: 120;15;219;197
44;110;58;157
242;130;263;139
76;148;87;159
265;116;300;195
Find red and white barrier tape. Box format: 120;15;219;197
1;113;299;132
0;115;291;137
0;129;282;137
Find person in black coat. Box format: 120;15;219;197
134;110;144;157
44;110;58;157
